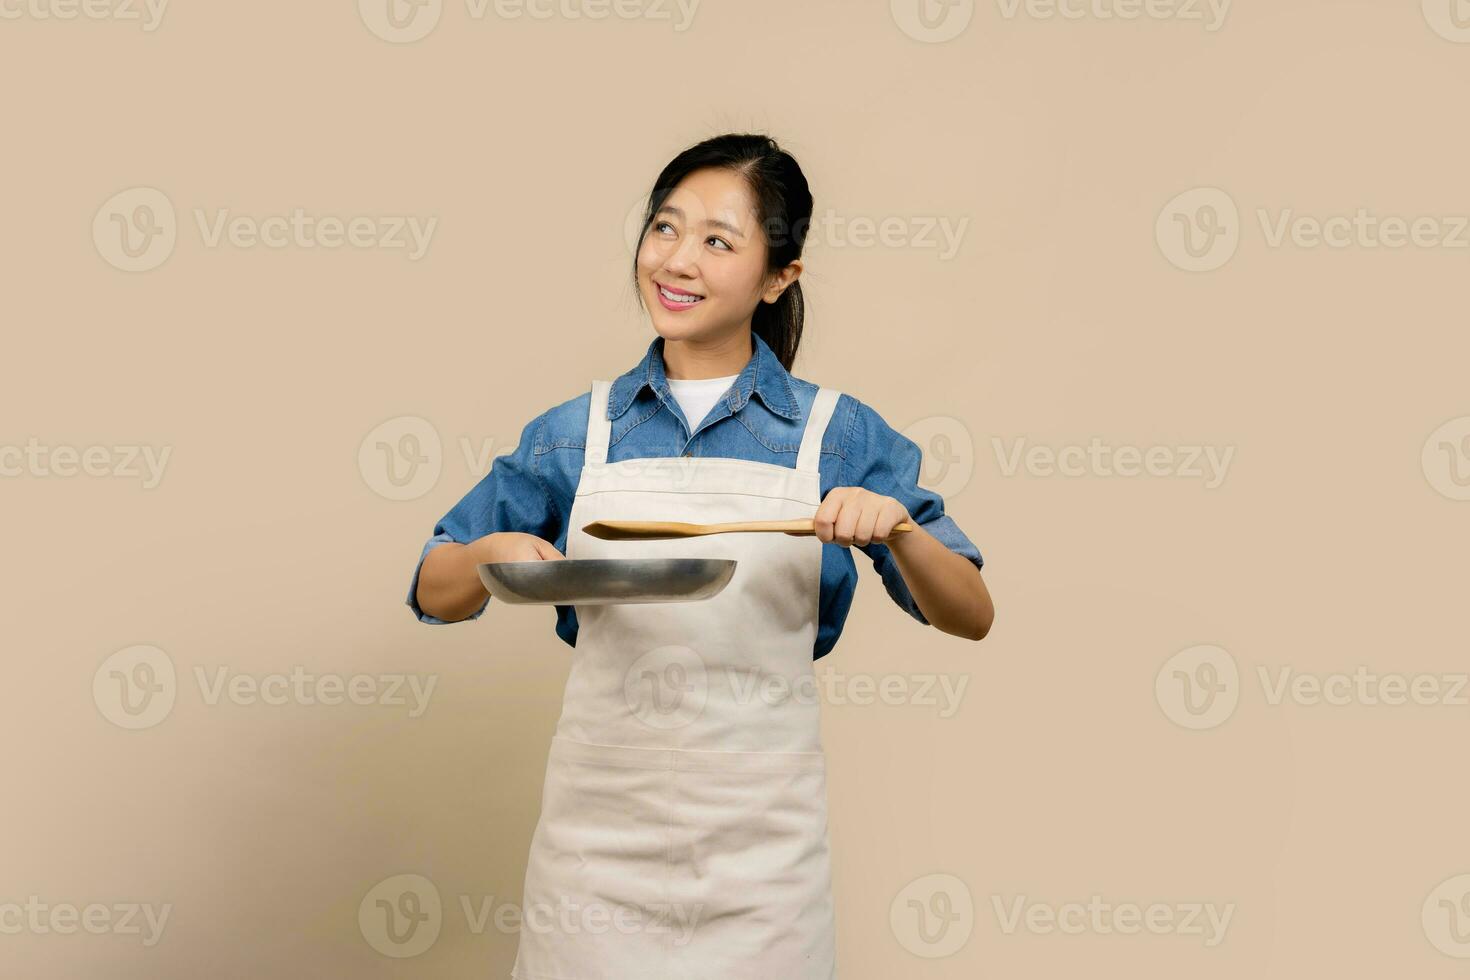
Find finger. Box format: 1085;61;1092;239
813;488;849;543
833;497;861;547
871;503;901;543
532;538;566;560
853;503;880;548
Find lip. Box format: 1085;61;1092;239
654;281;706;312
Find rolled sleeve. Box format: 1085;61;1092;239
842;397;984;626
406;531;463;624
405;411;561;624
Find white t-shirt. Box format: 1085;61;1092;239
667;374;739;433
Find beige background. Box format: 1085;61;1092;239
3;0;1469;976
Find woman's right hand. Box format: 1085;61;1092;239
415;532;563;622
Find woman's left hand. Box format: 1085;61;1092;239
813;487;913;548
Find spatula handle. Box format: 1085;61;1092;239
581;518;917;540
767;519;916;536
680;519;916;536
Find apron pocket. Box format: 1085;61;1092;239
520;737;836;980
516;737;676;979
665;747;837;979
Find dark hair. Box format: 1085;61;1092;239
631;133;814;371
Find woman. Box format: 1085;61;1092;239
408;133;993;978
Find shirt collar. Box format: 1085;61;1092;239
606;332;801;423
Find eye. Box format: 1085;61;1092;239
707;236;732;251
654;220;676;235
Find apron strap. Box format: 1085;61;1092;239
586;380;612;467
795;388;840;474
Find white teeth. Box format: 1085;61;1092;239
659;286;702;304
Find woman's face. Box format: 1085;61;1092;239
635;167;797;345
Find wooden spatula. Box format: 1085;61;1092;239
582;518;917;541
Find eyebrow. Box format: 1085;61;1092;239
655;204;745;239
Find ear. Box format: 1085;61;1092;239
761;259;803;304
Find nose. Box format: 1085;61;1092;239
660;231;702;280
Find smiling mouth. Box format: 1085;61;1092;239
656;283;705;305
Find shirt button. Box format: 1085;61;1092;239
682;451;693;457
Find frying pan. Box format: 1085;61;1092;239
477;557;736;605
477;517;913;605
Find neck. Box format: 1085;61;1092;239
662;328;752;380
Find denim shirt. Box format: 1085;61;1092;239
406;332;984;660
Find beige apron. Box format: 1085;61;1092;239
511;379;842;980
